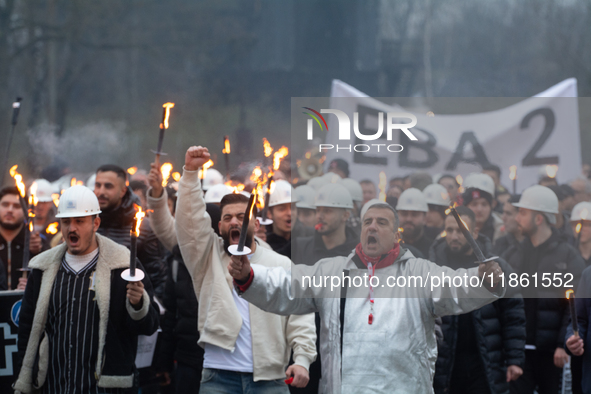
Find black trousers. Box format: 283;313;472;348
510;349;561;394
175;362;203;394
449;352;491;394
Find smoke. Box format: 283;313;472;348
27;121;130;175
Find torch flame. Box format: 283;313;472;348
46;222;59;235
9;165;18;178
133;204;146;237
378;171;387;202
398;227;404;233
248;189;257;219
263;138;273;158
566;289;575;299
161;163;173;187
52;193;61;207
127;166;138;176
440;230;447;237
161;102;175;129
273;146;289;171
576;223;582;234
225;181;246;194
10;165;26;198
199;160;214;180
456;175;464;193
223;136;231;154
509;165;517;181
172;172;181;182
305;152;311;159
545;165;558;178
29;182;38;207
71;177;77;187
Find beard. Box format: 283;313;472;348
0;219;23;231
447;242;472;256
222;229;254;256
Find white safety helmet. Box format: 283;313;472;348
86;174;96;190
571;201;591;222
315;184;353;209
341;178;363;203
198;168;224;191
512;185;559;224
55;185;102;218
32;179;55;203
307;176;325;191
396;188;428;212
463;173;495;196
204;184;232;204
269;180;295;207
295;185;316;210
321;172;343;184
423;183;450;207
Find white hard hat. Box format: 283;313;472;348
32;179;55;202
360;198;384;220
423;184;450;207
204;184;232;204
198;168;224;191
295;185;316;210
396;188;428;212
571;201;591;221
86;174;96;190
315;184;353;209
341;178;363;203
55;185;102;218
307;177;325;191
269;180;295;207
321;172;343;184
463;173;495;196
513;185;559;220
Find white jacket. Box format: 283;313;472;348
238;249;506;393
174;168;316;381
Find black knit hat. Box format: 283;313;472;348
462;187;493;206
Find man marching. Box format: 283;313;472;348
14;185;159;393
228;198;506;394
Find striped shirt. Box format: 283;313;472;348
43;251;124;394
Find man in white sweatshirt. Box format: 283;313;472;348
175;146;316;393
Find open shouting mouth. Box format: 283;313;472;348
68;233;80;247
367;235;378;245
229;228;241;244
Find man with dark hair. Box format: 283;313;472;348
409;172;432;191
327;158;349;179
0;186;45;290
130;180;148;210
430;206;525;394
438;174;461;203
175;146;316;392
547;184;576;245
359;179;377;204
94;164;167;299
494;194;524;257
462;173;504;243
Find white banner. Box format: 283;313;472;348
324;79;581;192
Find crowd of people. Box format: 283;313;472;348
2;145;591;394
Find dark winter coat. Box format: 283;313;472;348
493;232;521;258
430;234;526;394
502;228;585;352
97;188;167;299
292;226;359;266
0;225;48;290
14;234;160;392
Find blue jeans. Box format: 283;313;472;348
199;368;289;394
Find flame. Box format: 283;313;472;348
52;193;61;207
398;227;404;233
10;166;26;198
225;181;246;194
133;204;146;236
127;166;138;175
566;289;575;299
305;152;311;159
440;230;447;237
458;214;470;231
46;222;59;235
29;220;34;232
319;155;326;164
273;146;289;171
378;171;387;202
248;189;257;219
161;102;175;129
545;165;558;178
576;222;582;234
509;165;517;181
223;136;231;154
76;180;83;186
251;166;263;183
161;163;173;187
70;177;77;187
456;175;464;193
29;182;38;207
172;172;181;182
263;138;273;157
199;160;214;180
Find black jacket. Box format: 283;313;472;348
401;230;434;259
292;226;359;266
0;225;47;290
97;188;167;299
14;235;160;391
493;232;521;257
266;221;314;258
0;256;6;290
159;245;204;371
502;228;586;352
430;235;526;394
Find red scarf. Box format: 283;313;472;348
355;242;400;269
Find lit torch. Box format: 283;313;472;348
199;160;214;188
161;163;173;187
576;209;588;248
378;171;387;202
127;166;138;176
566;289;579;337
545;165;558;179
46;222;59;235
509;165;517;194
273;146;289;171
456;175;464;193
121;205;146;281
223;136;231;178
153;102;175;160
263;138;273;169
10;165;31;273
